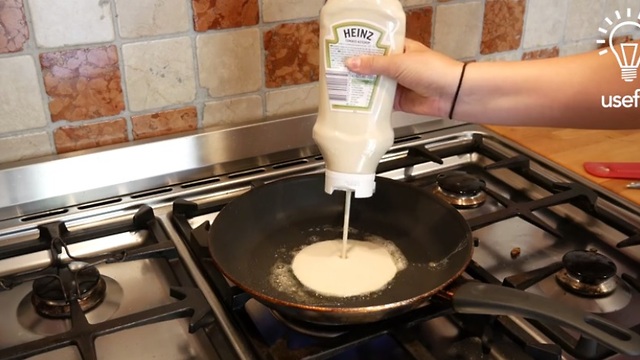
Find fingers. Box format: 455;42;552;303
345;38;429;75
344;55;394;76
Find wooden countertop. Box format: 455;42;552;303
486;126;640;206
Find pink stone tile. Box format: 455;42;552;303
132;106;197;140
481;0;526;55
406;7;433;47
0;0;29;53
40;46;125;122
264;21;319;88
192;0;259;32
522;46;559;60
54;118;128;154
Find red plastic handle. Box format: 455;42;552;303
583;162;640;179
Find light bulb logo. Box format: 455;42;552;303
597;8;640;82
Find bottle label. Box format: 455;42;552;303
324;21;389;112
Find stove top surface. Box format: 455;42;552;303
0;114;638;359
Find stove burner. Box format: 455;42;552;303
271;310;352;338
31;261;107;318
18;275;123;335
556;250;618;297
434;171;486;208
537;274;632;314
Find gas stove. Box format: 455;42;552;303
0;114;638;360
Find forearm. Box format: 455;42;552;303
454;44;640;129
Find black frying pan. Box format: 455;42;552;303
208;174;640;355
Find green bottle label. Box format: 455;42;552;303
325;21;389;112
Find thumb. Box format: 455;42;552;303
345;55;394;76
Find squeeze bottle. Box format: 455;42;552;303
313;0;406;198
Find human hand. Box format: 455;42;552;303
345;38;464;118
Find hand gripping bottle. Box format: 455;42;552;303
313;0;406;198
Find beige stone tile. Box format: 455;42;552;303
123;37;196;111
262;0;323;22
114;0;190;38
560;40;599;56
266;83;318;119
0;55;47;132
400;0;434;6
197;28;261;97
28;0;114;48
0;132;52;163
478;51;521;62
203;95;263;128
605;0;640;18
433;1;484;59
523;0;569;49
603;1;640;38
564;0;606;42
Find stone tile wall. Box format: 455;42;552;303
0;0;639;163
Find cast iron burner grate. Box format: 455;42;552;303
384;134;640;247
0;206;215;360
31;261;107;318
467;259;640;360
171;132;640;359
172;199;561;360
388;134;640;359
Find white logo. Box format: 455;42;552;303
597;8;640;82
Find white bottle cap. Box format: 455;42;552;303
324;170;376;198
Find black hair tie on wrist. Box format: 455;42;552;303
448;62;468;119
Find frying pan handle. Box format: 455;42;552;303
451;282;640;356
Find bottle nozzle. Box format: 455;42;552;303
324;170;376;198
